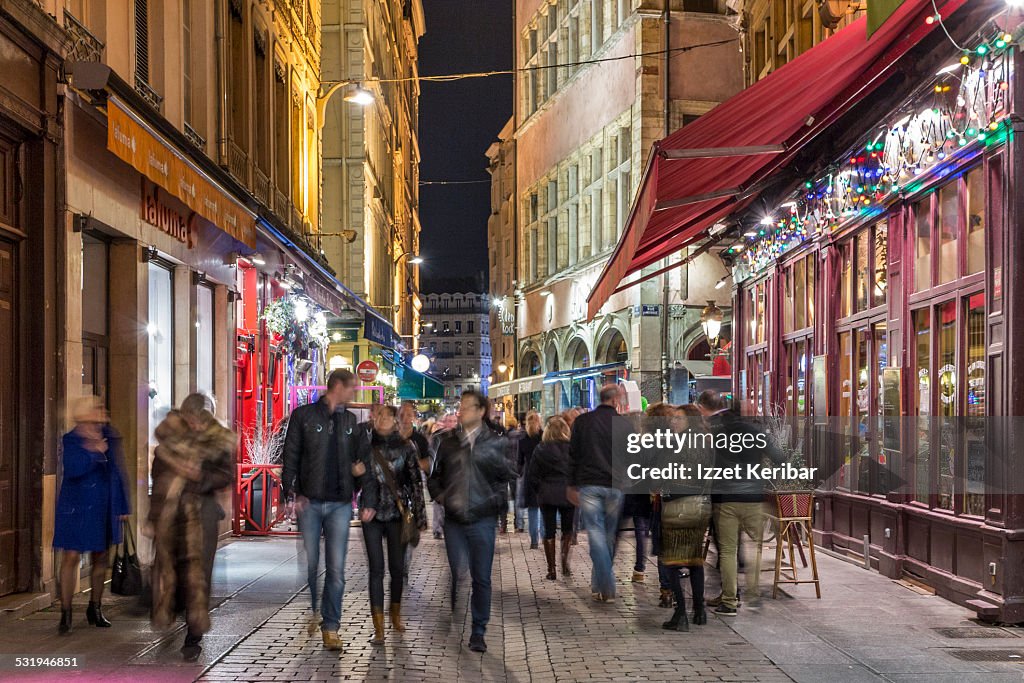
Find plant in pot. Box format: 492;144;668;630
761;403;817;519
243;421;286;532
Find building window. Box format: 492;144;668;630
468;320;475;333
443;320;450;332
82;234;110;401
148;262;175;466
455;342;462;355
545;179;558;275
468;341;475;355
228;0;248;153
182;0;194;128
196;283;214;395
274;60;289;196
455;320;462;333
913;168;986;292
568;163;580;265
254;28;270;175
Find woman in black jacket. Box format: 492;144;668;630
360;405;427;644
517;411;543;548
526;415;575;580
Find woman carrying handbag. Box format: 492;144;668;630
652;403;713;632
360;405;427;644
53;396;131;635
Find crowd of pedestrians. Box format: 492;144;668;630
51;367;781;657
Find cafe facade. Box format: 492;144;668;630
586;0;1024;622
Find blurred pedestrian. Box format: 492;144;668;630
518;411;543;549
428;389;517;653
526;416;575;580
654;404;712;632
498;416;521;534
53;396;130;635
427;420;450;539
360;405;427;644
149;393;236;658
282;369;372;651
699;390;783;616
568;385;625;602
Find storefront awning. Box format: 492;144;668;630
587;0;970;319
543;362;626;384
398;365;444;400
489;374;546;399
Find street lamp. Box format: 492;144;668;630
497;362;508;374
700;300;724;355
315;80;375;130
393;250;422;265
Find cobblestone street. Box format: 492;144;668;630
6;520;1024;682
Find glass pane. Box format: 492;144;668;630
783;269;794;333
838;331;852;489
785;343;795;414
841;242;852;317
874;322;888;494
913;308;931;504
965;293;985;516
855;329;870;493
937;300;957;510
82;236;108;337
794;259;806;330
966;167;985;274
854;234;869;312
148;263;175;490
873;221;888;307
755;284;766;344
796;339;807;416
938;183;959;284
915;200;931;291
807;255;815;327
196;285;214;395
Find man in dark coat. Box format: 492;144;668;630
428;389;517;653
282;369;372;651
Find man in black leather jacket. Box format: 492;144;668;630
282;369;372;651
428;389;516;653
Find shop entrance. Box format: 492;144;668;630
0;237;17;595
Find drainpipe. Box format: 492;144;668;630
660;0;672;403
214;0;229;163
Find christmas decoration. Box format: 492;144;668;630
738;32;1011;276
261;294;330;359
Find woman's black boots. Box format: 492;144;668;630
58;608;72;635
662;568;690;631
86;601;111;627
691;566;707;625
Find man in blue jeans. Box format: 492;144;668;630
568;384;625;602
282;369;373;652
428;389;517;653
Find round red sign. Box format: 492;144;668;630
356;359;379;384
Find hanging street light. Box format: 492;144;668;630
700;299;724;355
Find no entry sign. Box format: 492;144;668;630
356;359;379;384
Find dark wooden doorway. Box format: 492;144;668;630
0;236;16;595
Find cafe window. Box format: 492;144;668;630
196;283;214;395
747;281;767;346
914;168;986;291
783;254;814;333
912;292;986;515
82;234;109;401
840;220;887;317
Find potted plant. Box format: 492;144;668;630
243;421;286;532
761;403;817;519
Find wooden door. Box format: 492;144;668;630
0;238;16;595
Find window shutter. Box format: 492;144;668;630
134;0;149;82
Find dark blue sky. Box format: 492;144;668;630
418;0;512;287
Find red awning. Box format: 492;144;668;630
587;0;970;319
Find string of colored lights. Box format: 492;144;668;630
732;29;1012;275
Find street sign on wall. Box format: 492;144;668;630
356;359;379;384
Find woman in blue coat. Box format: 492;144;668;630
53;396;131;634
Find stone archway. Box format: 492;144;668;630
520;349;542;376
565;336;591;370
595;327;628;365
544;340;560;372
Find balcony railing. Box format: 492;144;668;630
64;10;104;64
134;75;163;111
184;123;206;151
227;140;249;186
274;189;289;218
253;167;271;206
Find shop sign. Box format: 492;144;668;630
107;98;256;247
302;276;341;316
141;180;194;247
333;328;358;342
357;359;379;384
632;304;661;317
363;311;397;349
499;304;515;336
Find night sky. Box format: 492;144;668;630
417;0;512;289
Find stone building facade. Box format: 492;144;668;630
489;0;743;418
419;286;493;405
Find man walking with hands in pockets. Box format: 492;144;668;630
282;369;373;652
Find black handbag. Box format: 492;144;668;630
111;520;143;596
661;495;711;530
374;448;421;547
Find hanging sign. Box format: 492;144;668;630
357;359;379;384
141;180;194;247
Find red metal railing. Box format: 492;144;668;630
234;464;297;536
